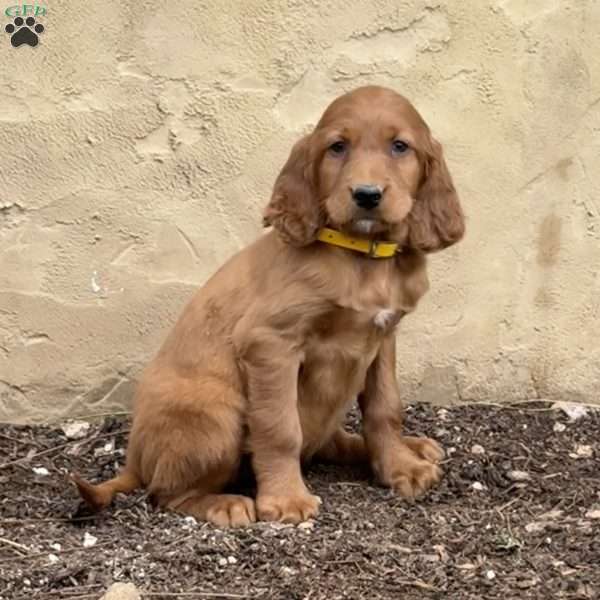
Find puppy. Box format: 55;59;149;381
72;85;464;527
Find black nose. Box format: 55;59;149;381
352;184;383;210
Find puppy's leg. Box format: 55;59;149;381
236;328;320;524
360;335;444;499
314;429;368;465
138;377;256;527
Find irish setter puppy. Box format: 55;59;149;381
72;85;464;527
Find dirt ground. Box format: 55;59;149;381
0;401;598;600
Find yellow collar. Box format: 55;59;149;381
317;227;399;258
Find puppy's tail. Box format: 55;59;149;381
70;470;141;512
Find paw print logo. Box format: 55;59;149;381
5;16;44;47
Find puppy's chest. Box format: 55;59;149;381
305;262;425;363
301;295;404;407
340;277;409;335
333;304;405;338
305;285;407;367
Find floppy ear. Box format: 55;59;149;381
407;137;465;252
263;135;323;247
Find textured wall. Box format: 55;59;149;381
1;0;599;422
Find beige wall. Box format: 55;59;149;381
1;0;599;423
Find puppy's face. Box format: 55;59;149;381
264;86;465;252
313;87;425;239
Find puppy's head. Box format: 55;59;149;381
263;85;465;252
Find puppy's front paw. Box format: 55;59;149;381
389;459;441;499
378;437;443;499
257;492;321;524
401;435;445;464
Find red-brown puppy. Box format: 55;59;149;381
72;85;465;527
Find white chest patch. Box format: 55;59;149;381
374;308;398;329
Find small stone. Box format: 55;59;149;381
94;440;115;457
61;421;91;440
298;520;315;531
218;557;228;567
507;470;531;482
83;532;98;548
100;582;141;600
485;569;496;580
32;467;49;476
525;521;546;533
48;554;59;564
268;522;294;531
552;401;589;421
553;422;567;433
227;556;237;564
50;543;62;551
472;482;485;491
437;409;449;421
184;516;197;526
471;444;485;455
280;566;298;576
571;445;593;459
585;509;600;519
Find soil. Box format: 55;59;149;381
0;401;598;600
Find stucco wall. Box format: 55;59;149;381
1;0;599;423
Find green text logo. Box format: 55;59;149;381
5;4;47;17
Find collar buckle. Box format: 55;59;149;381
368;240;379;258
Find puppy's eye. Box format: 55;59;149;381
329;141;347;155
392;140;410;155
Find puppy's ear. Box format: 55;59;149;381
263;135;322;247
407;136;465;252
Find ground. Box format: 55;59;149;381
0;402;598;600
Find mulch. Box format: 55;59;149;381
0;401;598;600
